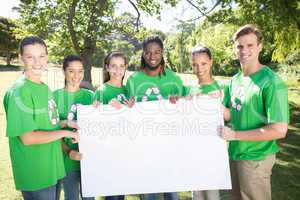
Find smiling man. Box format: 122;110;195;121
222;25;289;200
126;36;185;103
126;36;186;200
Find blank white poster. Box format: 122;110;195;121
77;97;231;197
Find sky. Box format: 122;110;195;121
0;0;204;33
0;0;20;19
116;1;201;33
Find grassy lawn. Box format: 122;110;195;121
271;90;300;199
0;67;299;200
0;63;22;71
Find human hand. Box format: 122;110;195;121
220;126;237;141
92;101;102;108
109;99;123;109
66;120;79;130
69;150;82;161
124;97;135;108
185;94;193;100
62;130;79;143
169;95;180;104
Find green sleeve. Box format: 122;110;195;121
263;78;289;123
3;91;9;114
94;89;104;103
222;82;231;107
87;90;95;104
52;90;59;103
5;88;38;137
125;77;135;99
183;85;191;96
217;81;225;90
52;90;62;110
174;73;185;96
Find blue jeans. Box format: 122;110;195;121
105;195;125;200
22;182;61;200
63;170;94;200
141;192;178;200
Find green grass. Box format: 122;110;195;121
271;90;300;199
0;64;22;71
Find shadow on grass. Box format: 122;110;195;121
0;64;22;71
272;102;300;200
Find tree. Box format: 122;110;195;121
165;22;195;73
18;0;178;86
185;0;300;62
0;17;19;66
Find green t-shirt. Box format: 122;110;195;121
53;88;94;173
3;77;65;191
94;83;127;104
186;81;222;95
126;68;185;102
223;66;289;160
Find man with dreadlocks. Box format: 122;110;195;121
126;36;185;200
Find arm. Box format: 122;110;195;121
60;120;79;130
61;139;82;161
20;129;78;145
223;106;230;121
61;139;71;156
123;97;136;108
221;122;288;141
125;77;135;99
222;82;231;121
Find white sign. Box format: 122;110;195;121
78;97;231;197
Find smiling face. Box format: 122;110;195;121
20;44;48;76
234;33;262;66
64;61;84;88
143;42;163;70
191;53;213;80
106;56;126;81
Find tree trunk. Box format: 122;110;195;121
80;51;95;91
5;51;11;66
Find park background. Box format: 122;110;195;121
0;0;299;199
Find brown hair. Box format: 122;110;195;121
63;55;83;71
62;55;83;86
191;45;212;60
19;36;48;55
103;51;128;83
233;24;263;43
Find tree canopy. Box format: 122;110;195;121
0;17;19;66
9;0;300;81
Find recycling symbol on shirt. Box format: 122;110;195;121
67;104;77;121
116;93;127;103
67;103;83;121
142;87;163;102
231;86;245;112
48;99;60;125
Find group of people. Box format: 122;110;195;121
4;24;289;200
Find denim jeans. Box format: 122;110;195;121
141;192;178;200
63;170;94;200
105;195;125;200
22;182;61;200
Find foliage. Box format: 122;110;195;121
164;22;195;73
18;0;178;84
206;0;300;62
14;0;300;78
0;17;19;66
